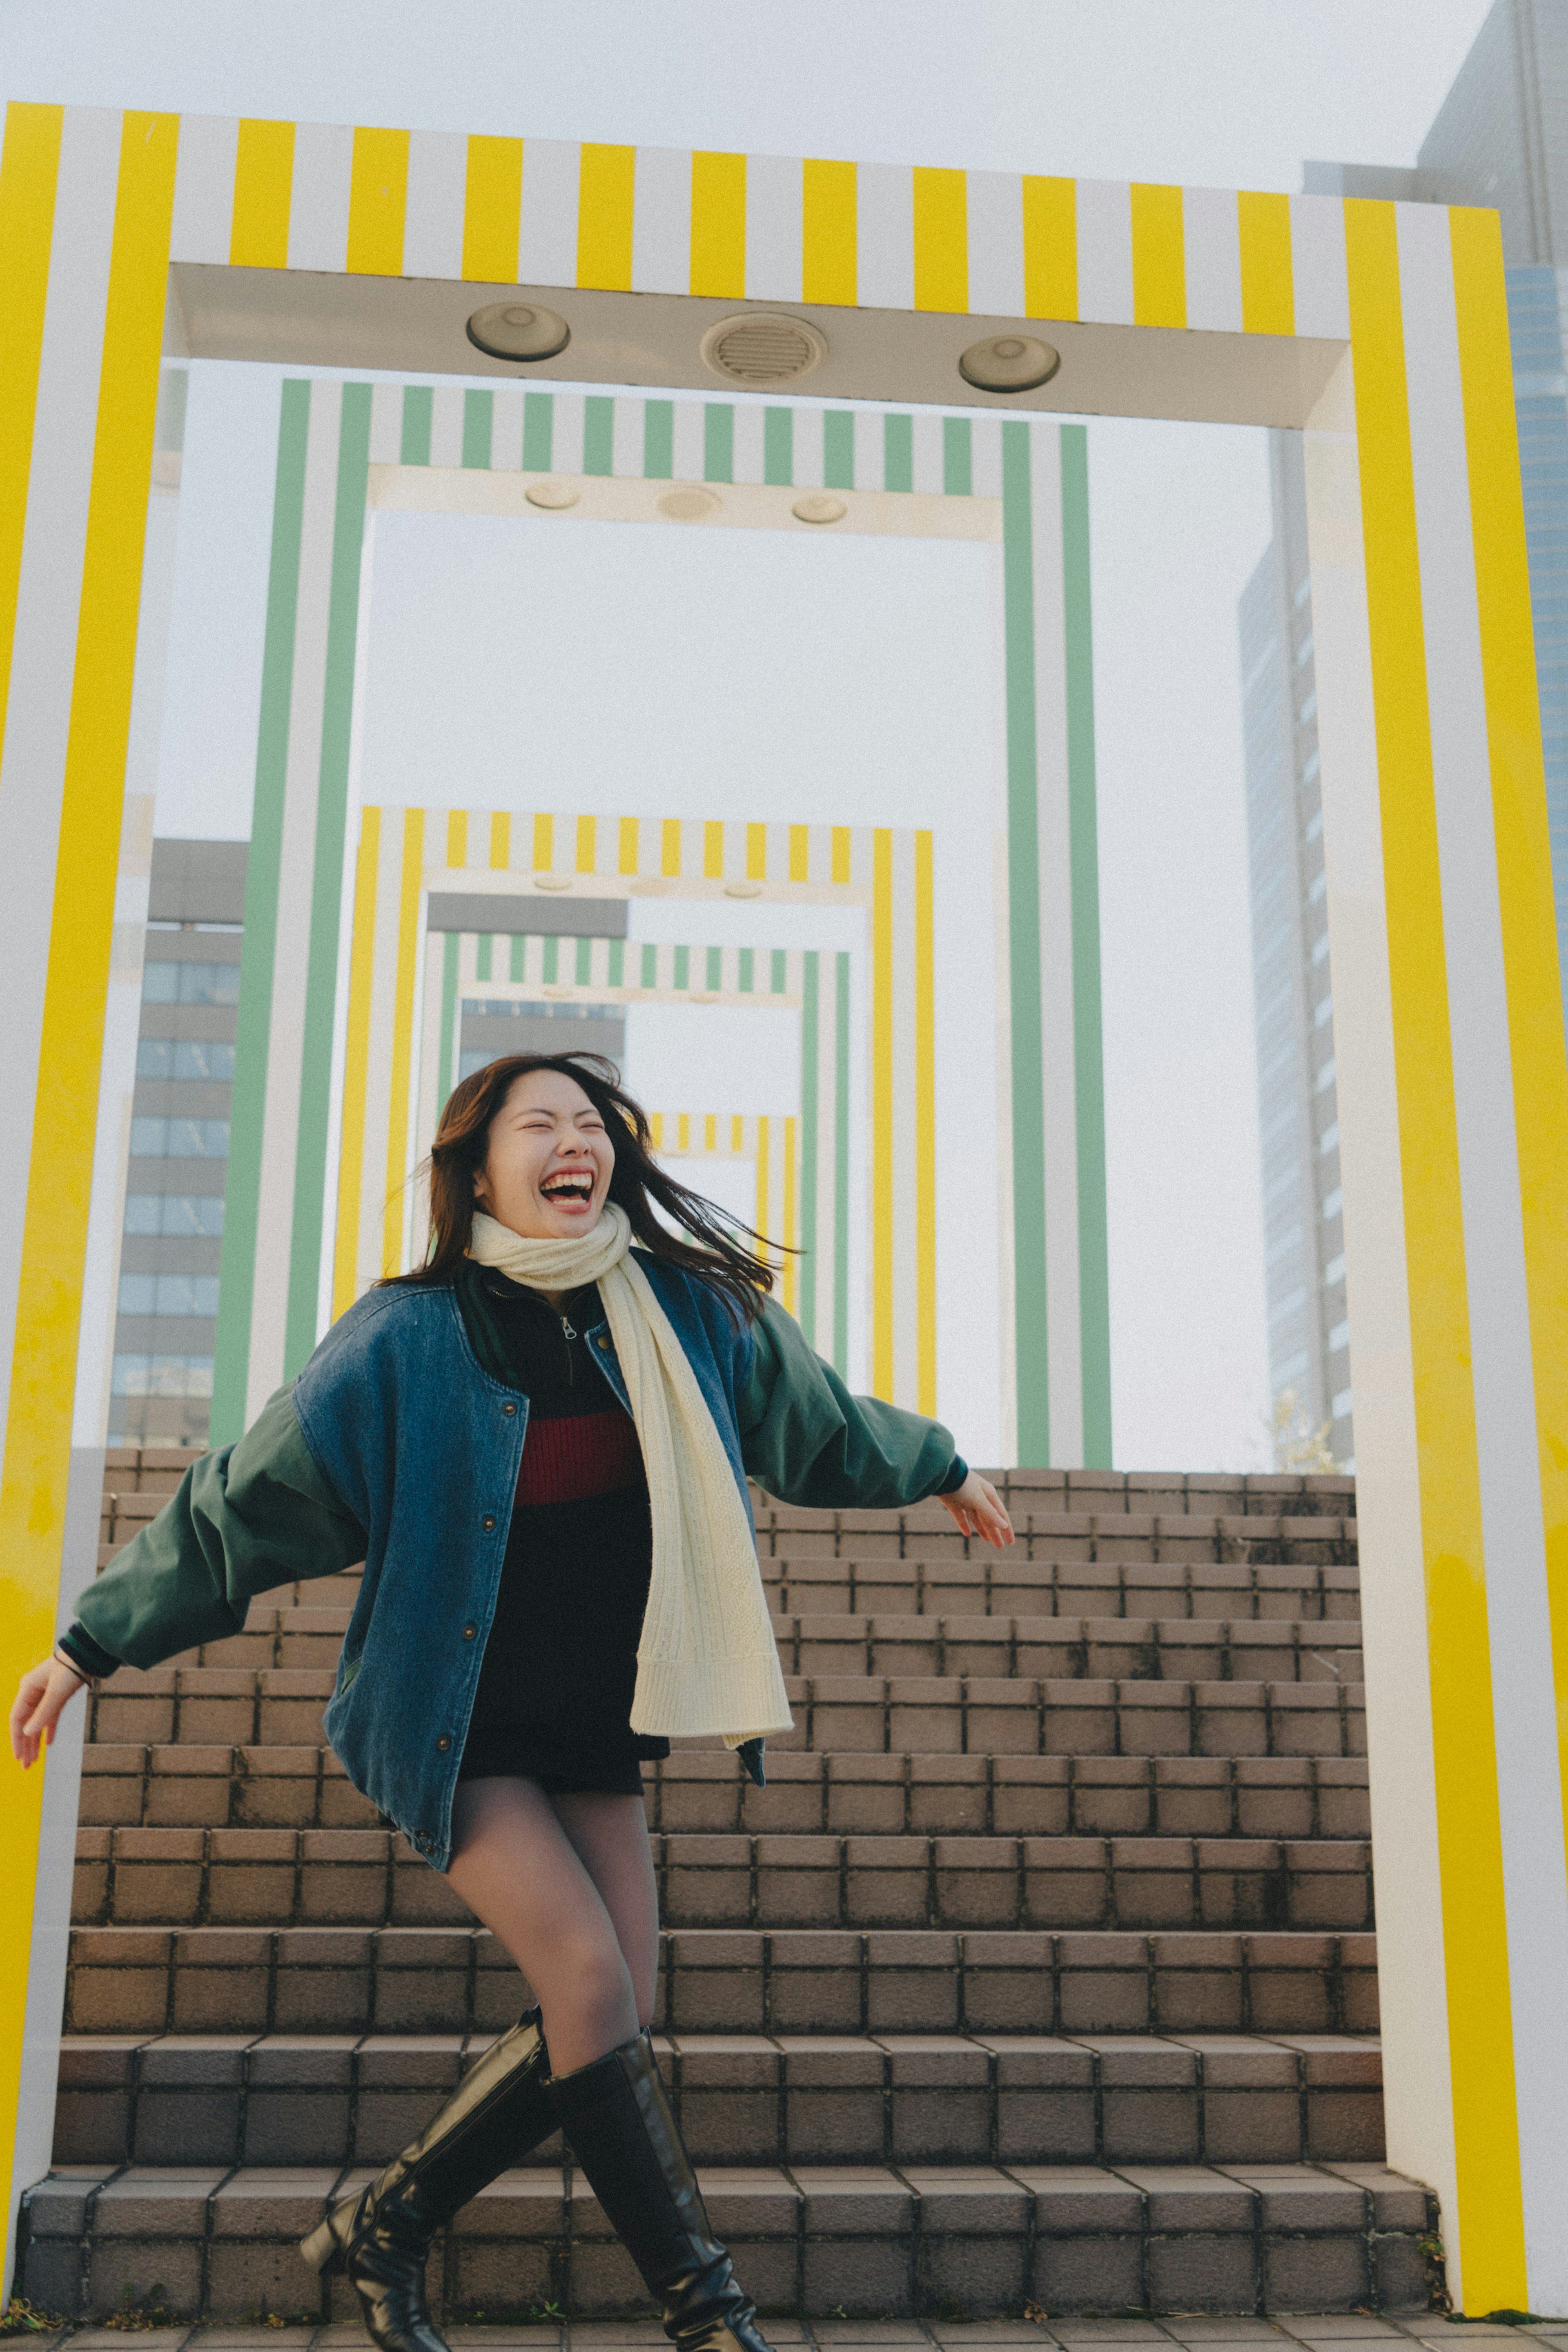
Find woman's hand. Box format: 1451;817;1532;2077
938;1471;1014;1549
10;1654;90;1769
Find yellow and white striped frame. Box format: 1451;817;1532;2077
0;104;1564;2311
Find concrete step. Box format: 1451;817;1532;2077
53;2027;1387;2172
81;1744;1372;1841
85;1670;1368;1759
63;1926;1380;2040
71;1827;1375;1935
123;1609;1368;1681
14;2154;1432;2319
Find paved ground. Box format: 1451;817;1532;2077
14;2317;1568;2351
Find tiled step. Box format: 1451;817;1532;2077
71;1826;1375;1935
63;1925;1380;2040
757;1556;1359;1623
81;1743;1372;1840
53;2027;1387;2171
15;2154;1432;2319
85;1668;1368;1758
123;1608;1368;1680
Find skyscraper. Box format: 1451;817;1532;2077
1243;0;1568;1464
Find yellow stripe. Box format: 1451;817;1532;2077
382;809;425;1276
649;1112;664;1150
1451;205;1568;1932
1130;183;1185;328
619;815;639;875
1343;194;1526;2304
576;813;596;872
915;830;936;1416
872;830;894;1399
0;107;176;2196
802;158;856;305
1022;175;1077;321
347;125;408;276
690;150;746;298
577;143;635;292
662;817;682;876
731;1114;744;1153
756;1115;770;1252
704;820;724;878
445;809;466;867
831;826;851;885
678;1112;690;1153
532;811;552;872
0;104;62;763
705;1113;717;1152
332;809;383;1315
490;811;510;869
230;117;293;268
1238;189;1294;335
782;1114;797;1317
463;134;522;281
746;822;766;880
788;825;809;883
913;167;968;313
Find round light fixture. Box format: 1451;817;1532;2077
466;301;571;363
792;493;847;526
723;880;765;899
657;486;720;522
699;312;827;388
532;872;572;891
957;333;1061;394
525;479;579;511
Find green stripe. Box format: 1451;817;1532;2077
437;932;461;1113
1001;419;1050;1465
400;386;432;466
641;942;657;988
608;939;624;987
824;412;855;490
833;950;851;1376
1062;424;1111;1467
575;937;592;984
644;399;673;478
943;417;972;496
284;383;374;1381
462;389;493;468
706;944;722;990
884;414;913;493
541;936;557;983
674;944;689;990
799;952;819;1346
523;391;554;471
771;947;786;994
739;946;754;992
704;404;734;483
509;934;524;981
477;934;493;981
764;408;793;486
210;379;311;1446
583;395;614;477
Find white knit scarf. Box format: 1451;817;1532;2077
468;1204;793;1747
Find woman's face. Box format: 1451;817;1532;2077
472;1068;616;1241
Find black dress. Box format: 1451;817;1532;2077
453;1260;670;1796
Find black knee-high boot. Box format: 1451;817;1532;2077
300;2007;555;2352
546;2032;773;2352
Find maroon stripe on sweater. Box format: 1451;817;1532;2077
516;1409;643;1506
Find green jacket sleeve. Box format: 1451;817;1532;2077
737;1297;966;1510
74;1387;367;1671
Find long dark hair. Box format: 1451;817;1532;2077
390;1052;779;1321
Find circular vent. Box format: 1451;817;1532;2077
467;301;571;362
657;486;720;522
700;312;827;388
957;332;1060;394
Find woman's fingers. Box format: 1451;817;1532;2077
938;1472;1016;1549
10;1658;85;1769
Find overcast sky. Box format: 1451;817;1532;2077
2;0;1499;1470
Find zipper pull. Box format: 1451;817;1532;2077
561;1313;578;1342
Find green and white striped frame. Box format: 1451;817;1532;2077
208;377;1107;1463
409;934;849;1367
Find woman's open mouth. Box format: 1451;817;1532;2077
540;1172;596;1209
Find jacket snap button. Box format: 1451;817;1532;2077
481;1514;496;1531
596;1336;609;1349
462;1623;477;1640
502;1402;517;1416
437;1734;452;1752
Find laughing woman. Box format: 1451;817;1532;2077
11;1052;1012;2352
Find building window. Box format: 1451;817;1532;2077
136;1038;237;1081
129;1117;230;1158
1295;633;1315;666
1307;871;1327;904
141;960;241;1006
118;1273;221;1318
124;1193;225;1237
1303;753;1321;785
1328;1320;1350;1353
110;1353;214;1398
1314;995;1334;1027
1311;931;1331;965
1297;691;1318;722
1315;1059;1337;1092
1324;1253;1346;1285
1319;1124;1340;1156
1268;1286;1307;1324
1323;1187;1344;1219
1332;1388;1353;1420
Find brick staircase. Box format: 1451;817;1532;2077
16;1455;1438;2323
